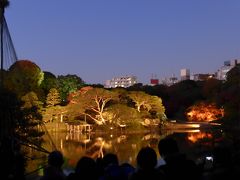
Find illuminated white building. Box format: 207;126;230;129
105;75;137;88
217;59;240;80
180;68;190;81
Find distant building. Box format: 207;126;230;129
224;61;231;66
169;76;178;84
105;80;111;88
192;73;215;81
160;74;178;86
149;74;159;86
180;68;190;81
150;78;159;86
104;75;137;88
217;59;240;80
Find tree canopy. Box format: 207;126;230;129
5;60;44;98
57;74;85;102
40;71;58;98
67;87;119;125
186;102;224;122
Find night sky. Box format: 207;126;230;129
5;0;240;84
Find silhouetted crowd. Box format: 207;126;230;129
39;137;240;180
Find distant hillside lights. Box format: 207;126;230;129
105;75;137;88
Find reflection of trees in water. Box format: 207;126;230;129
84;137;111;158
39;129;224;170
164;129;224;162
23;128;225;177
62;133;130;159
187;132;213;143
62;132;177;165
54;132;165;166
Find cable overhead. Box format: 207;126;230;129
0;0;17;86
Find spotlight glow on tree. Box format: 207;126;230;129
186;102;224;122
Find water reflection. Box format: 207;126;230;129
187;132;213;143
25;128;223;175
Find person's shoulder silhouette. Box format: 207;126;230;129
157;137;201;180
41;150;66;180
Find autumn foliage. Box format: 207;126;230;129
186;102;224;122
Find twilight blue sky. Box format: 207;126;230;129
5;0;240;84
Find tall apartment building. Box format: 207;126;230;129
180;68;190;81
217;59;240;80
105;75;137;88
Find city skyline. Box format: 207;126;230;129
5;0;240;84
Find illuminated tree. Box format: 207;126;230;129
111;87;129;104
148;96;166;120
104;104;141;127
46;88;61;107
43;88;62;122
128;91;166;119
67;87;119;125
21;91;43;109
20;92;43;140
65;86;92;121
40;71;57;98
186;102;224;122
128;91;151;112
5;60;44;98
57;74;85;102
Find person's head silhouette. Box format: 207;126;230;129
48;150;64;168
137;146;157;170
158;137;179;159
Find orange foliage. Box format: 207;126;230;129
9;60;41;71
187;132;213;143
68;86;93;104
186;102;224;122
